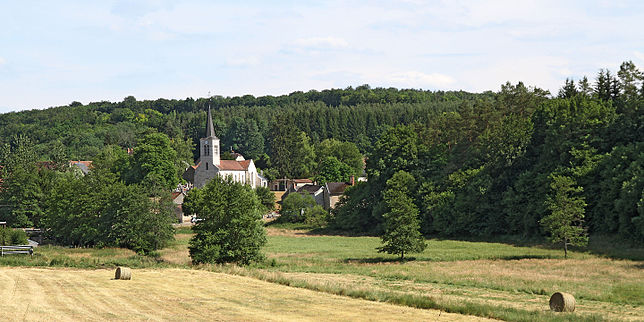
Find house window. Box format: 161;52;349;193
204;144;209;156
206;162;208;170
214;145;218;154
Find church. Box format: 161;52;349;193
182;107;268;189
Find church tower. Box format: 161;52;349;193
200;106;220;168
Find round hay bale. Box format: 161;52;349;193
115;267;131;280
549;292;575;312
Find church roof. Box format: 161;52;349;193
204;106;218;139
217;159;252;171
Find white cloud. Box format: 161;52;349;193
0;57;5;65
386;71;456;89
294;37;349;49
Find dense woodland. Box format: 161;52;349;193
0;61;642;249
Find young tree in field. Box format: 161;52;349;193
189;177;266;265
540;175;588;258
378;170;426;260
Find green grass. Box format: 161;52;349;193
260;235;643;303
230;231;642;321
0;244;168;269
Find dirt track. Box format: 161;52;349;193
0;267;488;321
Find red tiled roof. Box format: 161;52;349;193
69;160;93;167
293;178;313;183
171;192;182;199
239;160;251;169
218;160;250;171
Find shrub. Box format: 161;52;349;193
0;227;28;246
304;205;328;228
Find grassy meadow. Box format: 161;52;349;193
1;225;643;321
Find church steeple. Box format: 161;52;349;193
200;105;220;167
205;106;217;139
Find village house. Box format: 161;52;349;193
69;160;93;175
286;176;356;210
324;176;355;209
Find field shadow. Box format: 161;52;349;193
494;254;558;261
343;257;419;264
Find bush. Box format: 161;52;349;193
0;227;29;246
304;205;328;228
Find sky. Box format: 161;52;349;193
1;0;643;113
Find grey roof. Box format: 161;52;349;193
326;182;350;195
205;106;218;139
297;184;323;194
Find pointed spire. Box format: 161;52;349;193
205;105;217;139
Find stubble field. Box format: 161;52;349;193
0;267;486;321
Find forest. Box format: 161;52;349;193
0;61;642;249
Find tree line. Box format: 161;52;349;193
332;61;643;246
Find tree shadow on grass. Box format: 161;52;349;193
493;254;558;261
343;257;419;264
344;254;558;264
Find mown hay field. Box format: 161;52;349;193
0;267;485;321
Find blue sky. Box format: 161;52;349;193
1;0;643;113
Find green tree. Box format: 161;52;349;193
130;133;179;189
378;171;426;260
189;177;266;265
558;78;578;99
315;139;363;176
617;60;643;102
315;156;354;184
254;186;275;213
279;192;317;223
41;170;174;253
292;131;316;178
540;175;588;258
269;121;315;179
0;136;43;227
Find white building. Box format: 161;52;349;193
183;107;268;189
